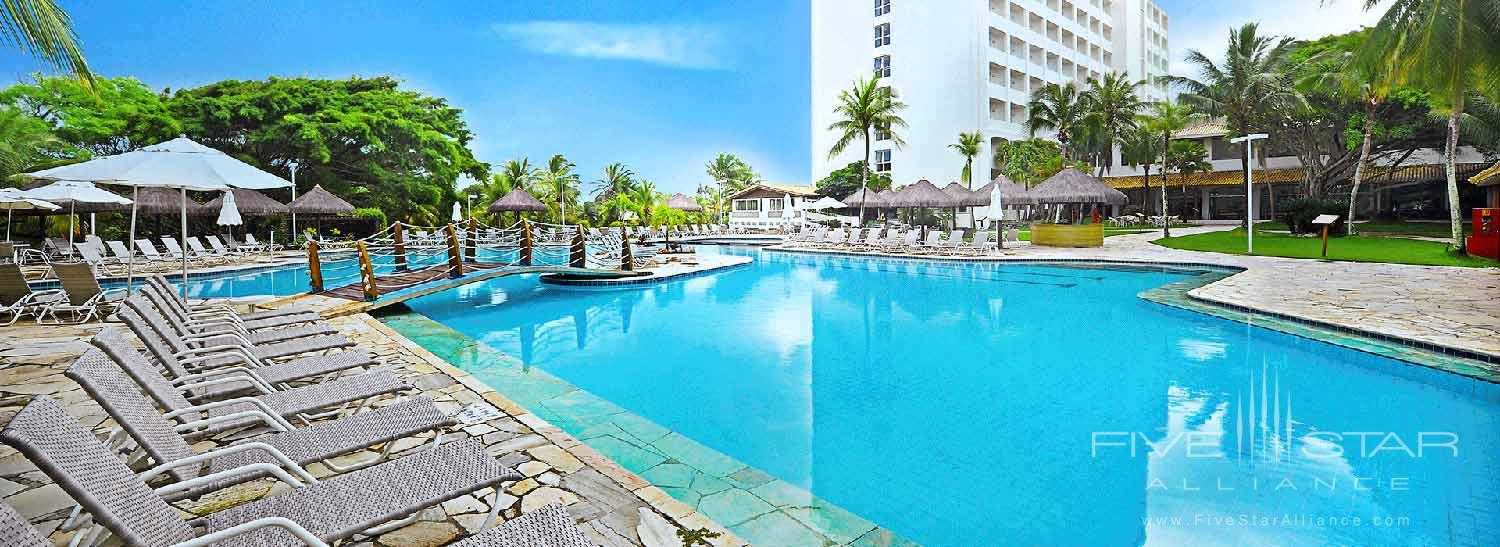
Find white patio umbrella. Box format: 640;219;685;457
0;189;60;241
801;196;846;211
451;202;462;223
216;190;243;241
22;180;133;253
25;137;292;294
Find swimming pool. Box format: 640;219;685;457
395;247;1498;546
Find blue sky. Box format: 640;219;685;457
0;0;1378;195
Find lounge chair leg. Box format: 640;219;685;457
480;487;506;531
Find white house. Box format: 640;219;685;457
727;183;821;229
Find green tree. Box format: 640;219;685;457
0;106;67;179
590;162;636;223
1142;100;1201;236
1165;140;1212;204
1;0;92;90
1082;72;1145;173
704;153;758;220
1170;23;1301;195
1299;46;1398;234
1357;0;1500;247
1025;82;1089;158
827;75;907;221
992;138;1064;187
2;75;180;155
949;131;983;189
537;154;579;223
168;76;485;224
1119;126;1164;214
627;180;658;226
814;161;892;199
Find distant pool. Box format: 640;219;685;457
399;247;1499;546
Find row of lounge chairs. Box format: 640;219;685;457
0;273;594;546
785;226;1017;255
15;234;281;273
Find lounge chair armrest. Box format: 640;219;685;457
173;370;275;393
174;410;289;435
177;345;265;369
143;441;318;484
174;517;330;547
164;397;294;430
181;329;254;348
183;314;248;331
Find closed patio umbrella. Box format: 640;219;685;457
25;137;293;293
801;196;846;211
0;189;59;241
215;190;243;242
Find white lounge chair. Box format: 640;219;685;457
963;231;992;255
187;237;231;263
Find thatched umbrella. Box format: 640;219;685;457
288;184;356;235
662;193;702;245
890;179;958;231
842;188;885;226
874;189;897;222
488;188;546;225
941;182;987;229
973;175;1038;206
1030;168;1127;223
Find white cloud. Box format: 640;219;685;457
494;21;722;69
1168;1;1383;79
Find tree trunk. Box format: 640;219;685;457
1143;165;1152;215
860;129;869;227
1346;99;1378;235
1161;132;1171;238
1444;96;1465;249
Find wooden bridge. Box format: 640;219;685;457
307;220;642;308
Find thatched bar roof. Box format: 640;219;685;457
1030;168;1127;205
973;175;1038;205
489;189;546;212
203;188;290;216
665;193;702;211
889;179;958;208
117;186;215;216
841;187;885;208
941;182;987;206
289;184;356;215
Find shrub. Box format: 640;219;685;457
352;207;386;227
1281;198;1347;236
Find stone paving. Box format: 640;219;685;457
777;225;1500;368
0;312;744;546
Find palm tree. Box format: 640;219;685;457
1;0;93;90
627;180;658;227
827;75;908;223
705;153;755;224
0;107;62;179
1142;100;1200;237
1082;72;1145;174
1119;125;1163;215
949;131;983;189
591;162;635;200
1170;23;1301;199
1025;82;1089;158
538;154;579;224
1166;141;1212;202
1357;0;1500;248
1300;50;1398;235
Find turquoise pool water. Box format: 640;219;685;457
401;247;1498;546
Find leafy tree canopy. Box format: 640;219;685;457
993;138;1083;187
1;74;180;155
815;161;890;198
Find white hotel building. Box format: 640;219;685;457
811;0;1170;187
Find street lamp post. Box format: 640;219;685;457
466;194;475;220
288;161;299;239
1230;133;1268;254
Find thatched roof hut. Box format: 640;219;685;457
973;175;1038;205
203;188;290;216
488;189;546;212
873;189;896;205
665;193;702;211
941;182;987;206
841;187;885;208
289;184;355;216
889;179;958;208
1029;168;1127;205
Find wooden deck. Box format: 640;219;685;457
316;261;631;317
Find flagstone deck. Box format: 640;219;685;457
0;314;744;546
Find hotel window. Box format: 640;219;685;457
875;0;890;16
768;198;785;212
733;199;759;212
873;55;891;78
874;127;891;141
874;23;891;47
874;149;892;172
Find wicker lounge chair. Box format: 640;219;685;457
37;263;125;324
144;274;320;328
0;263;63;326
0;396;524;547
137;283;337;343
0;502;51;547
120;297;355;365
92;327;409;432
67;347;453;500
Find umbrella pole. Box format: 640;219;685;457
5;206;11;241
68;202;75;255
126;188;138;292
180;188;188;298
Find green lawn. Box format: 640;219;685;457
1153;228;1496;267
1351;220;1471;238
1014;228;1152;242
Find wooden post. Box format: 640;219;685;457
621;236;634;271
356;241;379;301
520;219;533;266
306;239;323;292
466;218;478;262
1321;225;1330;257
392;222;407;271
569;228;587;268
445;223;464;277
